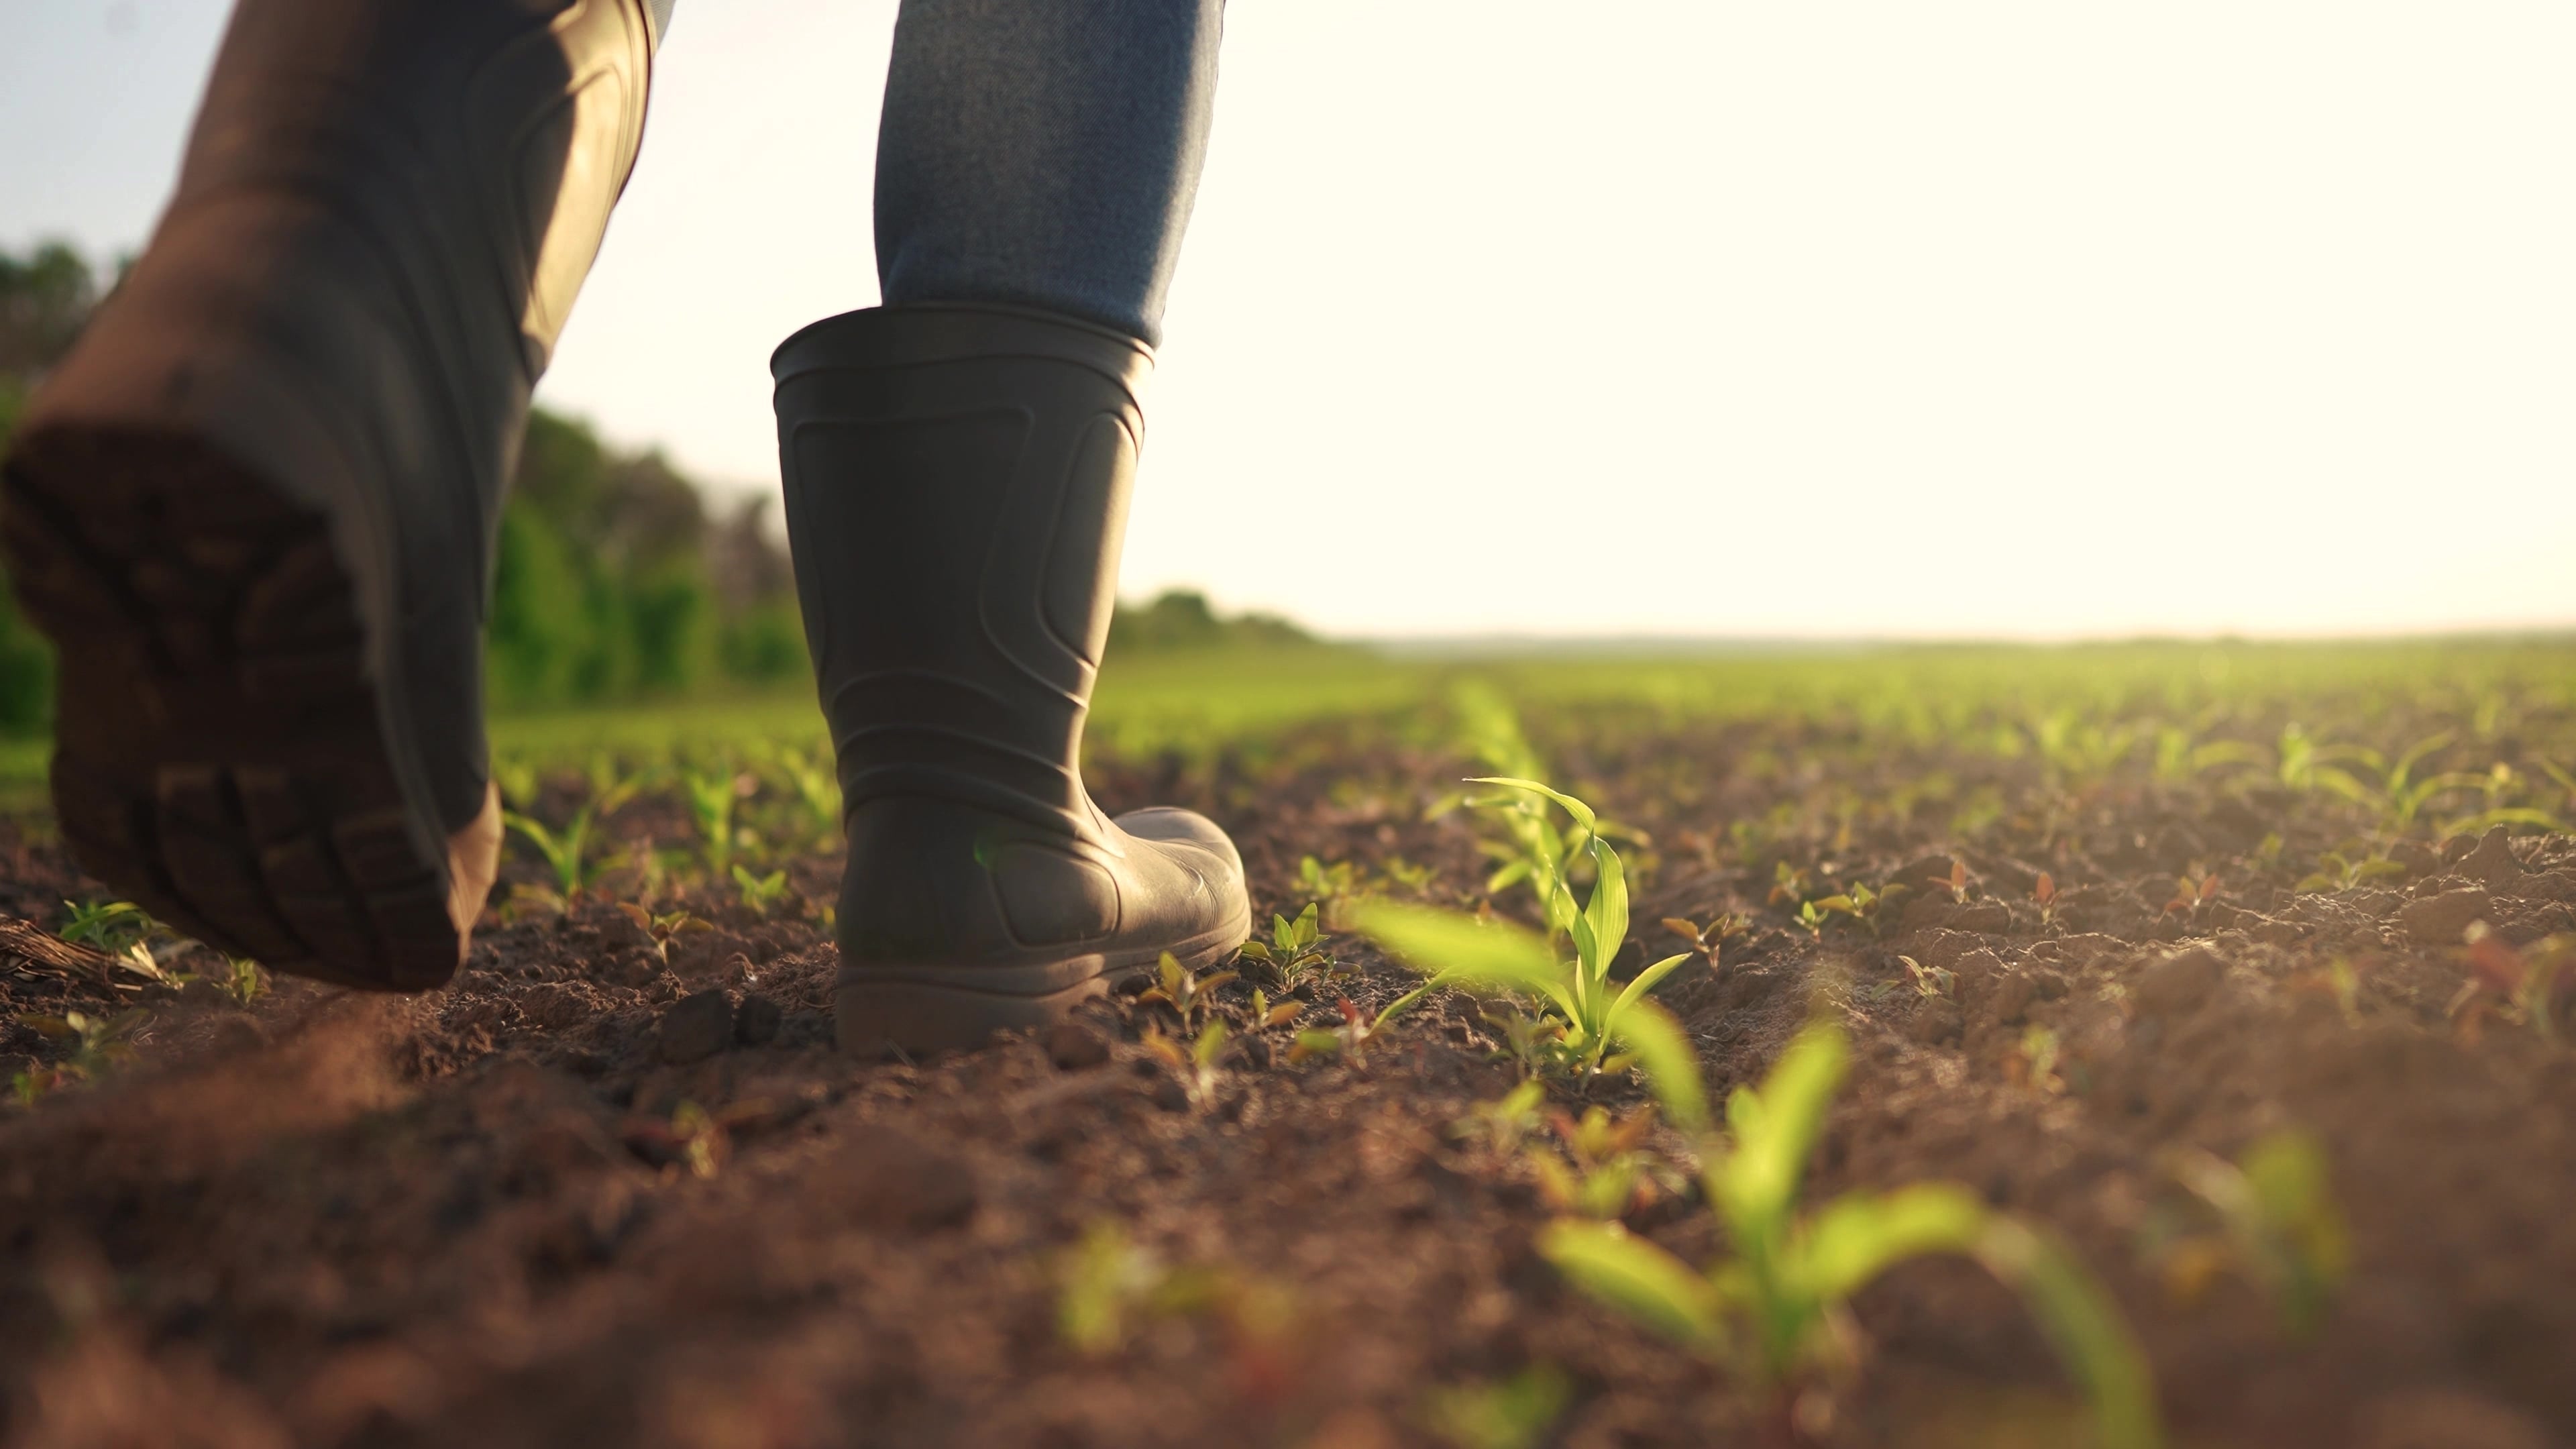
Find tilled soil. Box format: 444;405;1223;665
4;700;2575;1449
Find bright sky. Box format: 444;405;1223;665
7;2;2573;639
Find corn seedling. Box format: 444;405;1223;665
2150;1131;2348;1340
1236;902;1342;992
1140;1020;1228;1110
769;745;842;844
1450;1079;1548;1157
1528;1104;1685;1220
1137;949;1239;1030
1055;1220;1303;1381
1537;1018;2161;1448
617;902;714;965
1417;1364;1571;1449
2294;849;2407;894
504;808;604;906
1294;854;1358;904
2015;1025;2065;1094
683;761;751;880
1352;778;1705;1124
732;864;792;916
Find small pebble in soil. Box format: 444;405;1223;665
734;992;783;1046
1042;1021;1110;1071
2399;888;2492;945
656;989;735;1064
2131;947;2225;1019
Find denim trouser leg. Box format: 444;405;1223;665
872;0;1224;347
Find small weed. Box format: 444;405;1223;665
1659;912;1746;967
1236;903;1339;990
2450;926;2576;1044
1140;1020;1229;1110
1138;950;1240;1031
1898;955;1953;999
1242;987;1305;1033
10;1008;149;1103
1288;994;1422;1066
617;902;714;965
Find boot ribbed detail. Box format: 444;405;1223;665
772;303;1251;1053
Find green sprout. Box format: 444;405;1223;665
616;902;714;966
1235;902;1339;991
732;864;792;916
684;761;746;880
11;1008;150;1103
1418;1364;1571;1449
1140;1019;1229;1111
1352;778;1704;1120
1450;1079;1548;1157
1537;1020;2161;1448
1136;950;1240;1031
2151;1131;2348;1340
1526;1103;1682;1221
504;808;601;906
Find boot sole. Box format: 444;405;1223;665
1;427;460;990
835;906;1253;1056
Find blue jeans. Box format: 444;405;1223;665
656;0;1222;347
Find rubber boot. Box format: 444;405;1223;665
0;0;656;989
771;303;1253;1055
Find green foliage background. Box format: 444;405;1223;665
0;242;1310;739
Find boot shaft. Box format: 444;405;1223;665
771;303;1152;836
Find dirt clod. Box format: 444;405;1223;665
2458;826;2528;891
822;1124;979;1232
2400;888;2493;945
655;989;735;1064
1907;998;1964;1044
733;992;782;1045
1042;1021;1111;1071
2132;947;2226;1018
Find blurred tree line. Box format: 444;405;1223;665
0;242;1313;738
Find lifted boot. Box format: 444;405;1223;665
771;303;1252;1055
0;0;657;987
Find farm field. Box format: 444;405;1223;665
3;638;2575;1448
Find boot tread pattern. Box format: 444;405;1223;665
1;427;458;990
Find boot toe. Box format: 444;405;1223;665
1113;806;1244;879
